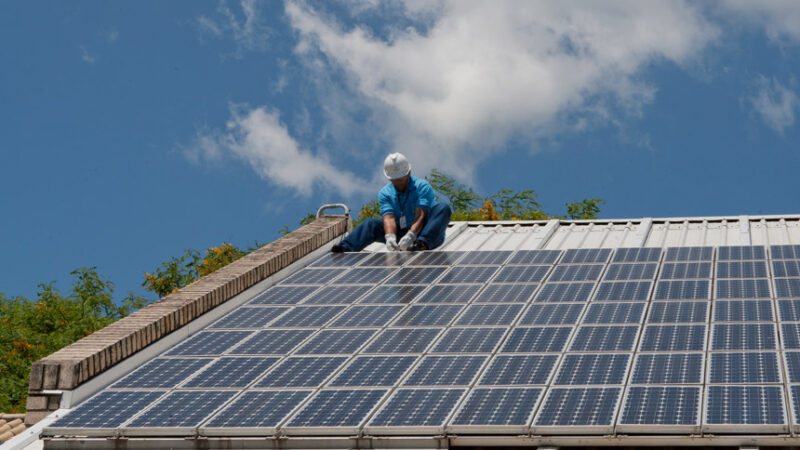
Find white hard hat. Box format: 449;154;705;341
383;152;411;180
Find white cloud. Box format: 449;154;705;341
284;0;719;181
195;0;270;55
749;76;799;134
719;0;800;45
105;28;120;44
80;46;97;64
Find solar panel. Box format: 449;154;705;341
474;284;538;303
328;355;417;386
455;304;523;326
383;266;447;284
203;390;311;430
593;281;652;301
548;264;604;282
478;354;559;385
126;390;237;429
450;387;542;430
509;249;561;265
415;284;482;303
403;355;487;386
613;247;662;262
167;330;254;356
784;352;800;382
270;305;346;327
782;323;800;349
255;356;347;387
711;324;777;350
329;305;404;327
708;352;781;383
534;387;621;431
639;325;706;351
553;353;630;385
653;280;710;300
716;261;769;278
582;302;646;324
361;285;426;304
301;285;372;304
366;389;465;431
664;246;713;262
360;252;416;266
285;389;387;432
458;250;512;265
647;301;708;323
716;279;771;299
183;357;279;388
229;329;313;355
603;263;657;281
717;245;766;261
295;329;376;354
659;262;712;279
440;266;498;283
569;326;639;352
518;303;585;325
407;251;466;266
112;358;211;388
779;300;800;321
280;268;346;285
309;252;370;267
208;307;289;329
364;328;443;354
492;265;550;283
392;304;464;326
332;267;395;284
48;391;164;430
560;248;612;264
249;285;318;305
534;282;595;302
713;300;773;322
772;245;800;260
705;386;786;430
772;260;800;278
501;327;572;353
775;278;800;298
431;327;507;353
631;353;703;384
619;387;700;430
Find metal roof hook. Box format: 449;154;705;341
317;203;353;237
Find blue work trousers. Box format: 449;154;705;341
340;203;452;252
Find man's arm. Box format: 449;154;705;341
409;208;426;234
383;214;397;235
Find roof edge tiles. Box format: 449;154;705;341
24;215;349;426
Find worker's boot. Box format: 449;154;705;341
410;240;428;252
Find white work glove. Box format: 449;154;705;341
398;231;417;251
385;233;400;251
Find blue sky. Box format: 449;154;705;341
1;1;798;301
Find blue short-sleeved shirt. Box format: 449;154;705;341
378;176;437;227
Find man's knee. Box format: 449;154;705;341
433;202;452;217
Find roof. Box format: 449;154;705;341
24;214;800;449
0;415;26;443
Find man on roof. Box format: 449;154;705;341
332;153;452;253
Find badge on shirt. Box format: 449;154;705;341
399;215;407;229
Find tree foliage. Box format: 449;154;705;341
142;243;250;297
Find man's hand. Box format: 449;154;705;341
385;233;400;251
398;231;417;251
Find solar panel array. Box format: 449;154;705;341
45;245;800;437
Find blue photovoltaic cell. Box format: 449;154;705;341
329;305;404;327
647;302;708;323
653;280;710;300
631;353;703;384
204;390;311;428
534;387;620;427
49;391;164;429
166;330;253;356
518;303;585;325
784;352;800;382
560;248;612;264
455;304;523;326
229;329;314;355
612;247;662;263
717;261;769;278
479;355;558;385
280;268;346;285
296;329;376;354
440;266;499;284
782;323;800;349
209;307;289;329
779;300;800;321
329;355;417;386
554;353;630;385
127;390;237;428
451;387;541;426
570;326;639;352
664;246;713;262
775;278;800;298
603;263;657;281
509;250;561;265
659;262;712;279
620;387;699;426
535;282;595;302
332;267;395;285
458;250;512;265
383;267;447;284
713;300;773;322
360;252;416;266
593;281;652;301
772;245;800;260
639;325;706;351
287;389;387;427
364;328;443;353
717;245;766;261
582;302;646;324
709;352;780;383
184;357;279;388
255;356;347;387
369;389;464;427
269;305;346;327
501;327;572;353
772;260;800;278
548;264;604;282
403;355;487;386
301;285;372;305
392;304;464;326
716;279;771;299
711;323;776;350
432;327;507;353
475;284;538;303
112;358;211;388
249;286;318;305
309;252;370;267
706;386;784;425
493;265;550;283
416;284;482;303
362;285;426;304
407;251;466;266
